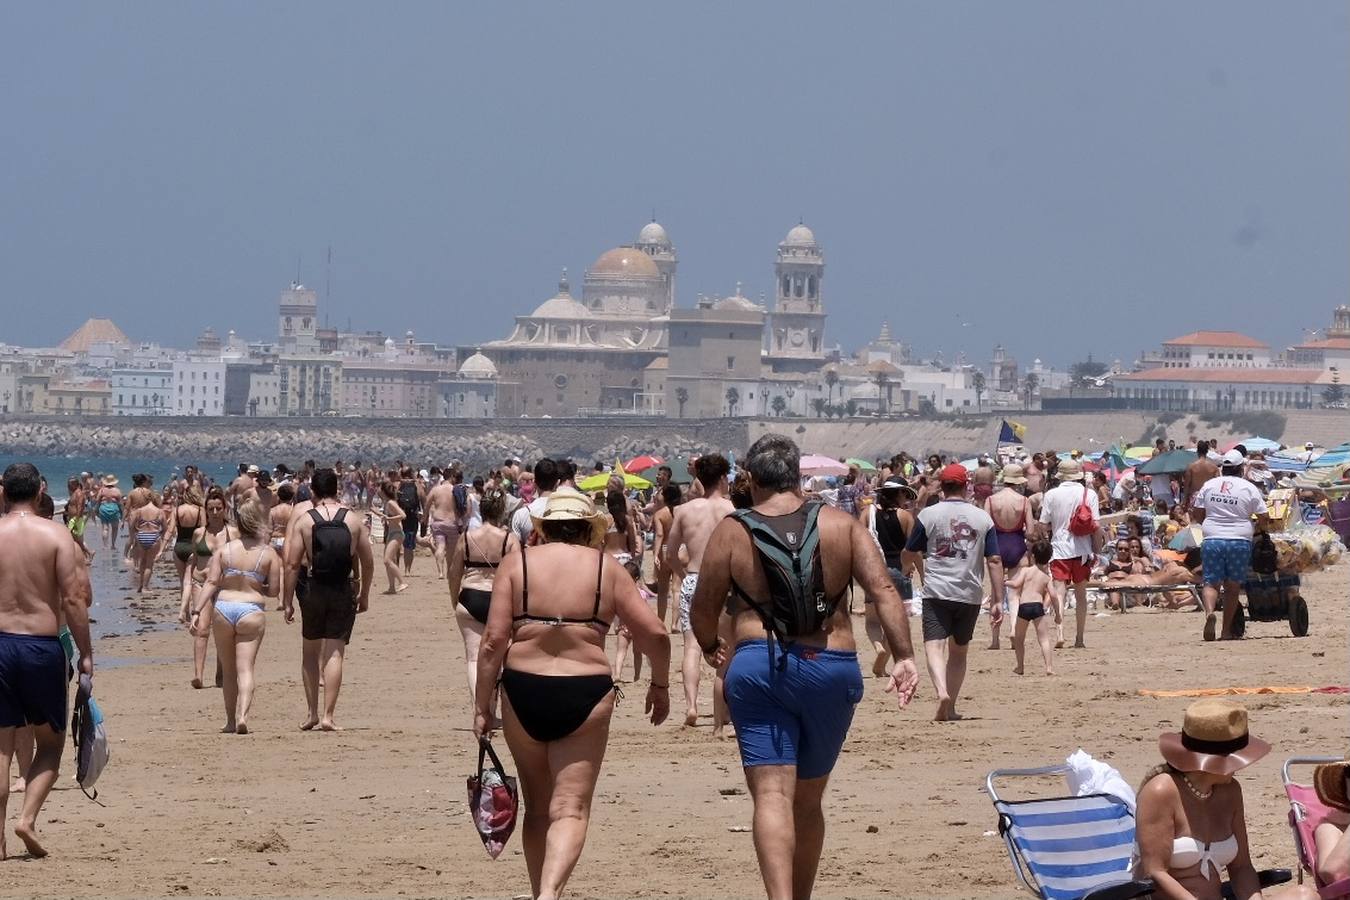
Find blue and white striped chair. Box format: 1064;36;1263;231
987;764;1291;900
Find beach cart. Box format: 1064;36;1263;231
1236;570;1308;638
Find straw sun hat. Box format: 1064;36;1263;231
1057;459;1085;481
1159;699;1270;777
530;488;608;548
1000;464;1028;485
1314;760;1350;813
101;474;119;487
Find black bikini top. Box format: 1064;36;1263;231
464;530;511;569
512;545;610;631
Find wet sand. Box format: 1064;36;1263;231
4;557;1345;898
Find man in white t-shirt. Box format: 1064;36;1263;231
509;459;559;545
1190;449;1271;642
1037;458;1100;649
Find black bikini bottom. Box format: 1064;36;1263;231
500;669;615;743
458;588;492;625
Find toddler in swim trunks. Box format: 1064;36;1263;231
1005;541;1055;676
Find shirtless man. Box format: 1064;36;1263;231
0;463;94;860
666;453;733;727
228;464;256;517
691;435;918;900
650;484;682;632
971;456;997;508
424;474;463;578
1180;440;1219;508
1023;453;1047;496
985;464;1033;649
282;468;374;731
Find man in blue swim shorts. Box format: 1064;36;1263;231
691;435;919;900
0;462;95;859
1191;449;1271;642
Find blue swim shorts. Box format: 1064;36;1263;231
0;632;68;732
1201;538;1252;586
724;640;863;780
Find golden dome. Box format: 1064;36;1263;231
590;247;660;278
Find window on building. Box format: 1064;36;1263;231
727;356;735;371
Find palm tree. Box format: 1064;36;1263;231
1022;373;1039;409
675;386;688;418
810;397;826;418
824;368;839;405
867;360;899;417
726;386;740;417
845;399;858;418
771;395;787;417
972;371;986;411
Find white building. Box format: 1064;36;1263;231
1143;331;1271;370
111;368;173;416
1113;367;1328;412
173;358;226;416
439;351;499;418
247;371;281;417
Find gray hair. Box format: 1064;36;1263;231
745;434;800;494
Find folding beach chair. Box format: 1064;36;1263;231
989;764;1292;900
1284;756;1350;899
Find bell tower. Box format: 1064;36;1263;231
768;222;826;368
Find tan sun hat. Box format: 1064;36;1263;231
1314;761;1350;813
1158;699;1270;777
1057;458;1085;481
102;474;119;487
1000;464;1028;485
530;487;608;548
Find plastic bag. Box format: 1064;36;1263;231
467;737;518;859
1065;748;1136;813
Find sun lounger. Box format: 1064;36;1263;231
1085;583;1201;614
988;764;1291;900
1284;756;1350;899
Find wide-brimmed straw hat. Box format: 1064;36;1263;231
1314;761;1350;812
1000;464;1028;485
530;488;607;548
1057;459;1085;481
102;474;119;487
1159;699;1270;777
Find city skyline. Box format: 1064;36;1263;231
3;2;1346;368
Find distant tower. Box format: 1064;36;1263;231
278;282;319;353
634;219;678;311
1329;305;1350;339
769;223;826;364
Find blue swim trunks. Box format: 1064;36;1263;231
724;640;863;780
1201;538;1252;585
0;632;68;732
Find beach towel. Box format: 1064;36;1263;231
467;737;518;859
1139;685;1348;698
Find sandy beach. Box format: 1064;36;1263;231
4;554;1344;899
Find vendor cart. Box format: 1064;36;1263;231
1235;570;1308;638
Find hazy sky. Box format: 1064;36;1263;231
3;2;1346;368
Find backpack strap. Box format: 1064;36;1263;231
334;508;347;524
308;508;325;525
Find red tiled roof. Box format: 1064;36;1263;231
59;318;131;352
1162;331;1268;349
1115;368;1327;384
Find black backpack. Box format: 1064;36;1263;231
1250;530;1278;575
308;508;352;584
731;501;833;662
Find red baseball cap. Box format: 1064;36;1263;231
939;463;969;485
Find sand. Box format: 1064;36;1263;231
4;556;1345;899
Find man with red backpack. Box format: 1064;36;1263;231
1037;458;1100;649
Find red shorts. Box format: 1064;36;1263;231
1051;558;1091;584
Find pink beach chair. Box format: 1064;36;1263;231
1284;756;1350;899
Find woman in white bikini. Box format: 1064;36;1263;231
1135;698;1312;898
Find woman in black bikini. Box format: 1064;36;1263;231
473;489;671;900
446;487;517;718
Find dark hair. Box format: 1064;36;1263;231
661;484;682;508
311;467;339;500
3;463;41;503
239;463;250;475
745;435;799;493
657;465;673;479
541;519;591;545
529;458;557;492
381;481;398;500
606;489;628;533
558;459;577;484
729;472;753;509
1031;541;1053;566
277;483;296;503
480;488;508;526
1196;440;1209;456
694;454;730;489
205;486;227;506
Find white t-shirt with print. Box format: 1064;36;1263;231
1191;476;1267;541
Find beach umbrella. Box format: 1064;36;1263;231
576;471;652;493
1135;449;1196;476
1309;442;1350;469
623;454;664;473
1222;436;1282;454
845;458;878;472
1168;525;1205;552
636;455;693;484
800;454;848;476
1123;446;1154;462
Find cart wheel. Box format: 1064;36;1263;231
1232;603;1246;638
1289;595;1309;637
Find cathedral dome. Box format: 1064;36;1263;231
531;292;591;319
590;247;660;278
637;221;671;247
783;224;817;246
458;350;498;378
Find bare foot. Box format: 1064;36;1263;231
191;678;204;689
871;652;890;678
1074;639;1086;649
935;698;964;721
221;723;236;734
712;726;727;740
395;582;409;594
235;723;249;735
1203;613;1217;642
319;719;343;731
987;640;1000;650
14;820;47;858
1013;665;1024;675
683;710;698;727
299;717;320;731
9;777;25;794
1045;669;1056;676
